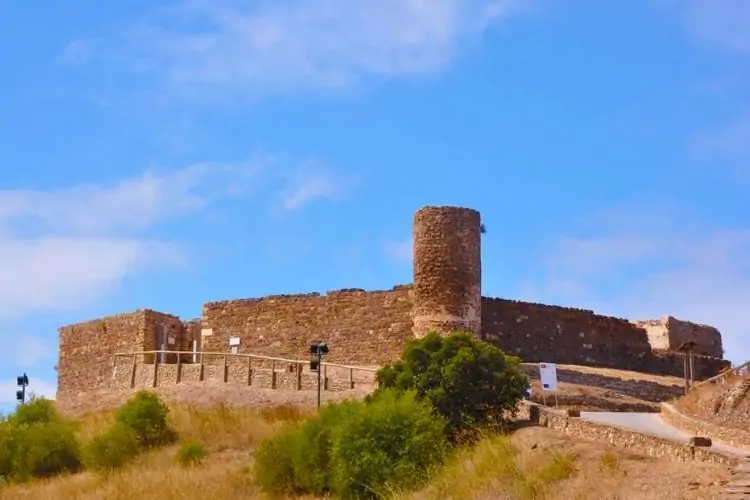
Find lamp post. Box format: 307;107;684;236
309;341;329;409
16;372;29;404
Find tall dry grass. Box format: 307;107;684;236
0;402;312;500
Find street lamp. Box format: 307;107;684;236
309;341;329;409
16;373;29;404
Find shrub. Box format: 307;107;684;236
0;423;13;480
115;391;176;448
176;441;207;467
328;390;448;498
83;423;140;472
7;397;61;426
255;392;448;499
254;425;299;496
9;420;82;481
374;331;529;442
288;400;360;494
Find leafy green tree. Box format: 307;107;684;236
374;331;528;442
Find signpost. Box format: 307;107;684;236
539;362;559;408
309;341;329;409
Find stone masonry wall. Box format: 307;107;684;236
661;402;750;452
481;297;653;369
412;206;482;338
635;316;723;358
143;309;185;364
200;285;413;365
57;311;148;402
523;402;737;465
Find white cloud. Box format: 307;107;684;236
524;207;750;365
0;377;57;406
0;159;270;320
681;0;750;54
691;109;750;161
0;159;265;235
279;163;353;211
57;39;93;67
382;238;413;263
0;336;57;369
71;0;528;101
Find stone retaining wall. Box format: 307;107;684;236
661;402;750;452
522;402;737;465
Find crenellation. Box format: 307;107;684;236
55;205;732;405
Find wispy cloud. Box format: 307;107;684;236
0;159;266;235
0;156;272;320
0;377;57;406
279;161;355;211
382;238;413;263
65;0;529;103
525;206;750;364
681;0;750;54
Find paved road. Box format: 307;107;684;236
579;411;750;458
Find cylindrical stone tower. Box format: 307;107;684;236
412;205;482;338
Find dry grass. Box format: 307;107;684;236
675;371;750;430
400;426;731;500
0;402;312;500
0;400;732;500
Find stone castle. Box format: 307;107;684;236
56;206;730;403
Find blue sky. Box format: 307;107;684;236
1;0;749;411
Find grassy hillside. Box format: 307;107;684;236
0;401;730;500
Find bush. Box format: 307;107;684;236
8;420;82;481
328;390;448;498
115;391;176;448
83;423;140;472
176;441;207;467
374;331;529;442
7;397;61;426
254;425;299;496
288;400;360;494
254;391;448;499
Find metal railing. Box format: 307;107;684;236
111;349;378;390
690;360;750;391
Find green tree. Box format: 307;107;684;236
374;331;528;442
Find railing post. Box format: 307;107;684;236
348;367;354;390
199;353;205;382
323;364;328;391
296;362;302;390
247;356;253;386
271;359;277;389
176;353;182;384
223;355;228;383
152;351;159;387
130;354;137;388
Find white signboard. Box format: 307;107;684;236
539;362;558;392
229;336;240;347
167;336;175;345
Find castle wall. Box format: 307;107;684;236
634;316;723;358
481;297;654;370
412;206;482;337
199;286;413;365
143;310;186;364
57;311;148;401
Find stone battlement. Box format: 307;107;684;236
55;206;731;404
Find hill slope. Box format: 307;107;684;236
0;402;731;500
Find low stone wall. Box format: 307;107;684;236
661;402;750;452
522;364;683;402
522;402;737;465
110;359;376;393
